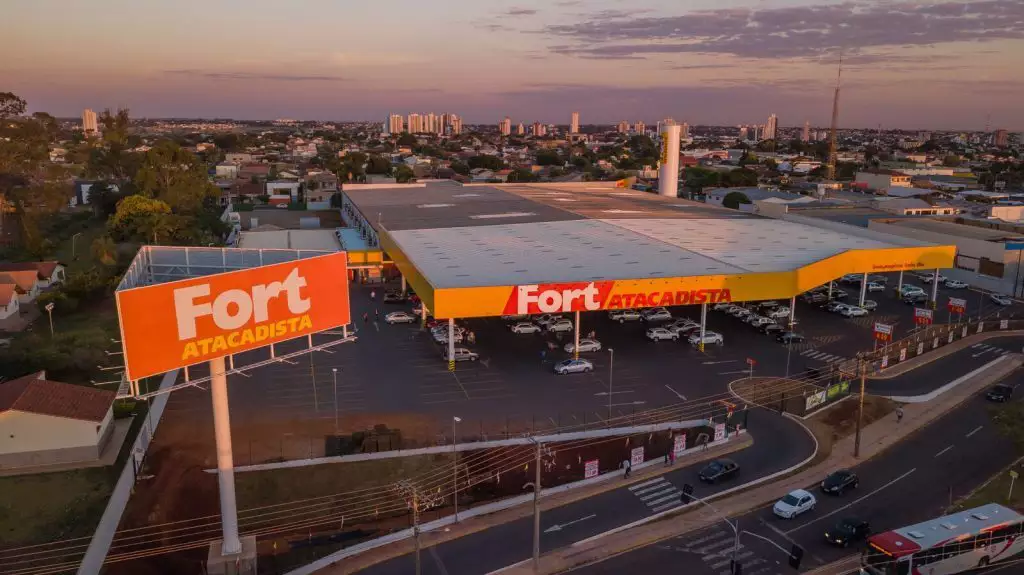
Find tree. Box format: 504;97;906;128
943;155;962;167
394;165;415;183
722;168;758;187
535;150;562;166
396;132;417;146
91;236;118;266
449;160;470;176
467;155;504;171
87;181;124;218
134;141;219;213
0;92;27;119
365;155;392;174
107;195;173;241
506;169;539;183
722;191;752;210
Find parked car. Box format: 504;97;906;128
944;279;969;289
868;275;888;285
821;470;860;495
433;331;464;344
642;308;673;322
987;383;1014;402
773;489;817;519
865;282;885;292
385;311;417;324
832;289;849;300
667;322;700;336
547;319;574;333
442;347;479;362
698;459;739;483
729;306;754;319
748;315;774;328
760;323;785;336
899;285;925;296
758;300;781;310
689;332;724;346
501;314;528;321
608;309;642;323
510;322;542;334
554;358;593;375
712;302;734;312
382;291;407;304
861;300;878;311
647;327;679;342
823;301;848;313
777;332;805;344
839;274;862;284
919;273;947;284
991;293;1013;306
839;305;868;318
903;292;928;304
803;291;828;303
824;517;871;547
535;313;564;327
767;307;791;319
565;339;602;353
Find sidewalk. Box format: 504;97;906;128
869;330;1024;380
317;435;752;574
501;354;1023;575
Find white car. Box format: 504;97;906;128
899;285;925;296
385;311;417;324
547;319;574;333
442;347;479;362
646;327;679;342
945;279;969;289
748;315;774;328
919;273;947;284
501;314;528;321
767;307;791;319
510;322;542;334
608;309;642;323
431;325;465;337
865;282;885;292
433;331;464;344
554;358;593;375
773;489;816;519
991;293;1013;306
839;305;868;317
861;300;878;311
729;306;754;319
642;308;673;322
535;313;564;327
712;302;734;312
689;332;724;346
565;339;602;353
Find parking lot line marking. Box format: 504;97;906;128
696;539;738;556
664;385;687;400
702;360;736;365
966;425;984;438
639;488;677;502
709;550;754;570
633;481;671;495
629;478;666;491
609;401;647;407
787;468;917;535
594;390;634;396
719;370;750;375
935;445;954;458
645;493;682;507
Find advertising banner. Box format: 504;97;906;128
914;307;933;325
630;446;645;467
899;347;907;362
873;322;893;342
713;423;726;441
948;297;967;313
917;342;924;355
933;337;939;349
673;434;687;457
116;252;351;381
584;459;599;479
949;331;955;343
881;355;889;369
978;322;984;333
1002;319;1009;330
805;390;827;411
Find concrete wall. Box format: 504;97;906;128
0;408;112;455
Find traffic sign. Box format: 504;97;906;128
746;357;756;366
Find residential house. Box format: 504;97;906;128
215;162;239;179
0;271;42;304
0;371;116;469
225;152;253;164
0;285;19;320
855;170;912;191
305;172;338;209
0;262;65;289
266;181;300;200
871;198;960;216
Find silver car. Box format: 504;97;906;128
564;339;602;353
608;309;642;323
547;319;574;333
511;322;542;334
443;347;479;362
642;308;673;322
646;327;679;342
554;358;594;375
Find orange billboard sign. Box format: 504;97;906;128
116;252;350;381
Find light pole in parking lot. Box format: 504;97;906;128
453;416;461;522
332;368;339;433
607;348;614;423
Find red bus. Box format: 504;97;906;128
862;503;1024;575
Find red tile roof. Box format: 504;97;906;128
0;372;114;422
0;284;16;307
0;261;61;280
0;271;39;292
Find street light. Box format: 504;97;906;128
44;302;54;338
332;368;339;434
71;232;82;260
453;416;461;522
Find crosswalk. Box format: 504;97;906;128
970;343;1012;356
664;528;781;575
628;476;685;514
799;348;847;363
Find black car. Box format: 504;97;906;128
777;332;805;344
903;292;927;304
761;323;785;336
824;517;871;547
987;384;1014;402
802;292;828;303
821;469;859;494
698;459;739;483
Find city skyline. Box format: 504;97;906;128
3;0;1023;130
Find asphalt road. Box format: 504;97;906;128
571;378;1022;575
357;407;815;575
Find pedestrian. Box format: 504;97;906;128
669;450;676;466
370;289;376;301
622;459;631;479
375;308;379;319
664;453;670;467
896;406;904;423
540;349;547;363
363;312;368;324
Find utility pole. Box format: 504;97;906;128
854;353;866;458
533;440;542;571
397;481;422;575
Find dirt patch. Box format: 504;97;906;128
809;395;897;447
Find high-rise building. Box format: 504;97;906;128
499;117;512;136
82;108;98;135
388;114;405;134
407;113;423;134
617;121;630;134
570;111;579;134
801;121;810;142
765;114;778;140
634;121;646;135
516;123;525;136
531;122;547;137
450;115;462;135
680;122;690;139
994;129;1009;148
383;114;390;137
738;125;749;140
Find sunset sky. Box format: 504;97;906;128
3;0;1022;130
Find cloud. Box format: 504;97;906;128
506;7;538;16
165;70;348;82
541;0;1024;60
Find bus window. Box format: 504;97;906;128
896;558;910;575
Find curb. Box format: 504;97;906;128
881;355;1010;403
868;330;1024;380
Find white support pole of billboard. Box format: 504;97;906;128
574;311;580;360
401;275;407;295
789;296;796;328
448;318;455;364
897;270;904;297
931;268;940;308
209;355;242;555
699;303;707;353
859;273;868;308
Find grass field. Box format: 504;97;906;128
952;458;1024;512
0;467;116;546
